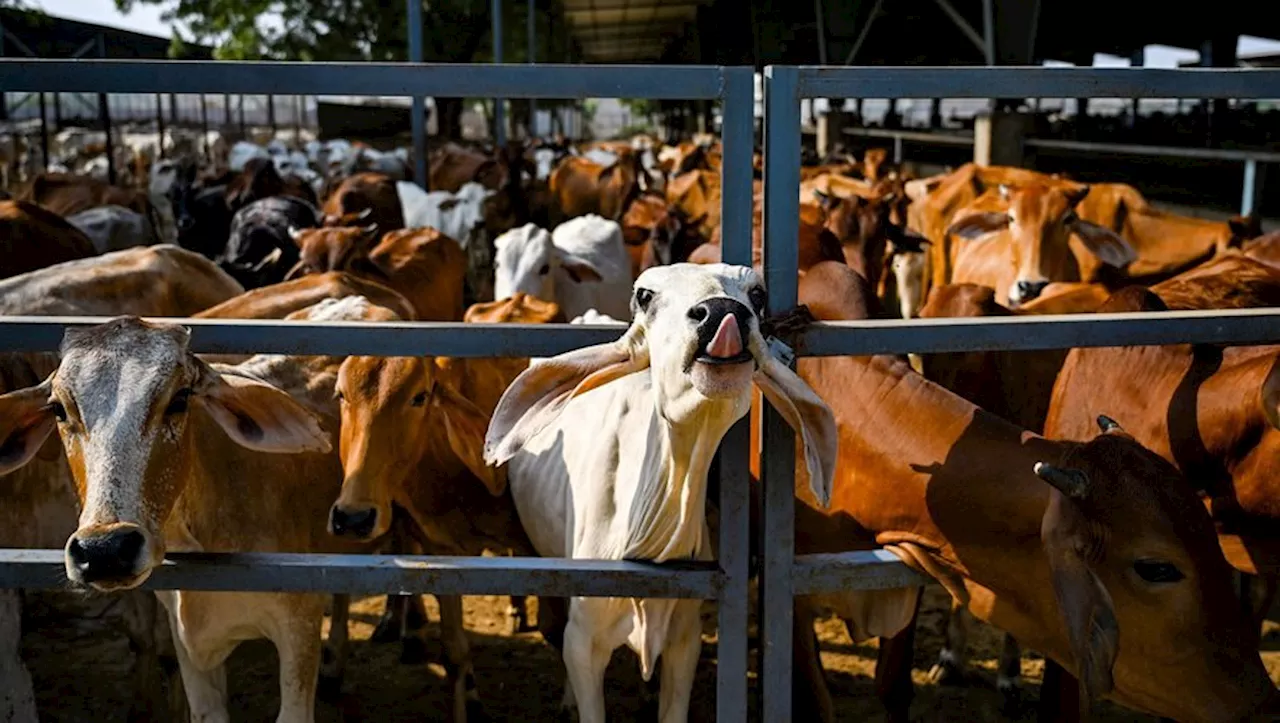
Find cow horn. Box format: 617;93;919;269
361;223;379;236
1096;415;1122;434
288;226;304;242
1033;462;1089;500
357;207;373;220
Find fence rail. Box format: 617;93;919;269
4;58;1280;720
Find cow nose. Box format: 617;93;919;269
329;506;377;539
67;529;147;583
690;297;753;363
177;216;195;231
1014;280;1049;303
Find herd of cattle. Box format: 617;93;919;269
0;128;1278;723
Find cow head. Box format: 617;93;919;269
945;183;1135;307
1034;417;1276;719
0;317;329;591
286;225;383;281
493;221;611;304
484;263;837;508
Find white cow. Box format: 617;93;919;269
493;215;632;322
485;263;837;723
397;181;493;248
65;205;158;253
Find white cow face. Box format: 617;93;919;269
0;318;330;591
493;223;605;306
484;263;837;506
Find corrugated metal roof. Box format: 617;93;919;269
563;0;710;62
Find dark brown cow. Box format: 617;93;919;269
322;172;405;236
618;192;705;279
17;172;165;240
225;157;319;210
548;152;651;221
288;226;466;322
0;200;97;279
758;260;1278;723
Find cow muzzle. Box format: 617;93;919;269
329;504;380;541
1010;279;1049;306
65;523;151;590
689;297;755;398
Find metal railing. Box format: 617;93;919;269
2;59;1280;719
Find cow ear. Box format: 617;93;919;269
193;363;331;454
1070;220;1136;268
945;212;1011;240
484;327;646;466
1039;467;1119;712
434;382;506;496
0;376;56;477
558;251;604;283
754;355;838;508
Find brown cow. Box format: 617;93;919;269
429;142;504;193
17;172;165;241
618;192;705;278
549;153;651;221
691;200;847;276
322;172;405;236
0;200;98;279
1242;230;1280;269
288;226;467;322
665;169;721;242
760;260;1278;723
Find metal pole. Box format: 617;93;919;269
38;92;48;171
1241;159;1267;218
491;0;506;147
294;95;302;149
759;64;799;721
238;95;246;135
894;133;903;163
156;93;167;159
0;21;7;122
200;95;210;159
813;0;828;65
223;93;232;128
97;34;116;185
267;94;277;135
715;67;755;723
981;0;995;65
408;0;429;189
528;0;536;139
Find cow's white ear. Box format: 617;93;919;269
194;364;331;454
484;326;646;466
754;355;838;508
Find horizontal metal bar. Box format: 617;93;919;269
797;66;1280;99
1024;137;1280;164
0;308;1278;357
793;550;926;594
0;60;727;100
0;550;721;597
798;308;1280;356
844;127;976;146
0;318;624;357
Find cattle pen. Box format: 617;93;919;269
1;58;1279;720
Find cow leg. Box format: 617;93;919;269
506;595;534;635
319;593;350;701
997;633;1024;716
159;593;232;723
119;590;171;723
272;598;324;723
372;593;427;645
0;591;37;723
561;603;610;723
535;595;577;717
928;596;970;686
656;601;701;723
439;594;482;723
1037;659;1081;723
873;588;921;723
1242;573;1278;638
398;595;432;665
793;600;834;723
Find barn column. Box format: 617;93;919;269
973;109;1032;167
816;108;847;159
1200;34;1237;143
491;0;507;147
973;0;1038;166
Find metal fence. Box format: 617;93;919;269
2;58;1280;720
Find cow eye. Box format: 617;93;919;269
411;391;428;408
748;286;767;314
538;263;550;275
165;388;193;415
1134;560;1184;584
634;287;655;311
48;401;67;422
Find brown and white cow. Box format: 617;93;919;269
322;172;405;236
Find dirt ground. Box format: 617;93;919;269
19;583;1280;721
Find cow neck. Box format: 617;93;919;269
621;398;734;563
801;351;1066;578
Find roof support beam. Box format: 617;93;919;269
932;0;986;58
843;0;884;64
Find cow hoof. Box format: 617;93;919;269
318;672;345;703
927;659;965;687
400;637;429;665
997;680;1021;718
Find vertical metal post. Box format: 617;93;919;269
981;0;995;65
37;92;49;171
223;93;232;128
492;0;506;147
893;133;902;164
1241;159;1266;218
408;0;429;189
0;21;7;122
155;93;167;159
267;95;277;135
759;64;800;721
715;65;755;723
200;95;210;159
52;93;61;129
528;0;537;138
238;95;246;135
813;0;828;65
294;96;302;149
97;34;116;185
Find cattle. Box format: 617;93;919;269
1242;230;1280;269
196;271;416;326
619;192;705;278
322;172;405;236
429;142;508;193
692;200;848;277
0;246;244;721
0;200;98;279
65;205;159;253
766;259;1277;723
171;184;235;261
17;172;165;242
549;152;652;221
0;298;393;722
397;181;502;303
946;182;1135;306
220;195;321;288
665;169;721;242
485;263;837;723
493;216;632;321
226;157;319;211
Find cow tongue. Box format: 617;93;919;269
705;314;743;359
